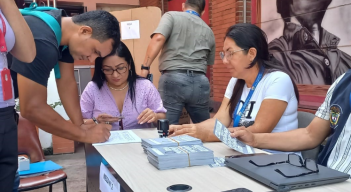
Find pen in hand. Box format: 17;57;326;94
92;117;99;124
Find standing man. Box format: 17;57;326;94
1;6;120;192
140;0;215;125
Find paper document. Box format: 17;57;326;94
100;163;120;192
93;130;141;146
209;157;226;168
213;119;254;154
121;20;140;40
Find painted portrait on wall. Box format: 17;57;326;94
261;0;351;85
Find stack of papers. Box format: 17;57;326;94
213;119;254;154
146;145;214;170
141;135;202;153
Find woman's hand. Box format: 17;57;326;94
97;114;121;124
169;124;201;139
137;108;156;124
229;127;257;147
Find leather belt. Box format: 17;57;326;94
162;69;205;75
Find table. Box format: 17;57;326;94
85;128;351;192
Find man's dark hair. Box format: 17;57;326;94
72;10;121;53
276;0;293;22
276;0;332;23
185;0;206;14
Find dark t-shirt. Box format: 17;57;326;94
9;9;73;98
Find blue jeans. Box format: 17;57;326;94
158;71;210;125
13;171;19;192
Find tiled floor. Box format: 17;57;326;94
32;143;86;192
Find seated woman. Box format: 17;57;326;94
80;42;166;130
169;23;299;153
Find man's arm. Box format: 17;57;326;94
0;0;36;63
17;74;86;142
140;12;173;78
140;34;166;78
247;73;343;151
18;74;112;143
231;116;331;151
13;40;112;143
56;61;83;126
207;39;215;65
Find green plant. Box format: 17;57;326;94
49;101;62;109
15;100;62;112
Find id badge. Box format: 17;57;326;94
1;68;13;101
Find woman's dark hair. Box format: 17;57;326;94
225;23;299;117
92;41;141;104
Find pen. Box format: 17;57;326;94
92;117;99;124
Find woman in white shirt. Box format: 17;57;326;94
169;23;299;154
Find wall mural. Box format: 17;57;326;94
262;0;351;85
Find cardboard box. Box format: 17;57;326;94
110;7;162;89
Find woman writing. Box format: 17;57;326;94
80;42;166;130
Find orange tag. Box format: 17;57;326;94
1;68;12;101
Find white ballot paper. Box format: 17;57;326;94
100;163;120;192
213;119;254;154
121;20;140;40
93;130;141;146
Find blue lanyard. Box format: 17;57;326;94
232;66;265;127
185;10;200;17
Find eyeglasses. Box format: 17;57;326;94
101;66;127;75
249;153;319;178
219;49;246;60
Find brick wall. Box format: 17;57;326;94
140;0;168;13
211;0;251;103
208;0;213;97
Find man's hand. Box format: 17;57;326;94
229;127;257;147
139;69;149;78
137;108;156;124
97;114;121;124
83;124;112;143
169;124;201;139
80;123;95;131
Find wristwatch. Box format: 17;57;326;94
141;64;150;71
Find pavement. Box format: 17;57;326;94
32;143;86;192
